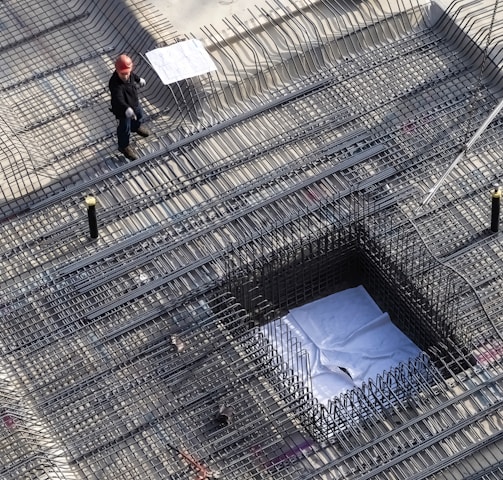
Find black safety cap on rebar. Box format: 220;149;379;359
85;195;99;239
215;404;233;426
490;183;501;233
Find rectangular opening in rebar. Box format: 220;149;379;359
261;284;423;406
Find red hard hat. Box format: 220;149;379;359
115;54;133;74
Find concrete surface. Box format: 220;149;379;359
148;0;306;38
147;0;493;39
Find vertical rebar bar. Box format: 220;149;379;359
490;183;501;233
85;195;99;239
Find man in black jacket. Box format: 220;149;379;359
109;54;150;160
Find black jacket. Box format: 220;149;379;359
109;71;141;118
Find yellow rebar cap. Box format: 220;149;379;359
85;195;97;206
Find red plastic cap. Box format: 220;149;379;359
115;54;133;74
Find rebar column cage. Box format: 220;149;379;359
224;190;493;423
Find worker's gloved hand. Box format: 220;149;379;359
138;78;146;87
125;107;136;120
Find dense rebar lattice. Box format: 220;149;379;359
1;0;503;479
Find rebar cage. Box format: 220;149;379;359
1;0;503;479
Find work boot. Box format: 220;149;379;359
136;125;150;138
119;145;139;161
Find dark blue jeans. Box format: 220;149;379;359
117;105;144;149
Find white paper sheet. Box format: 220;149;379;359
262;285;422;406
145;39;217;85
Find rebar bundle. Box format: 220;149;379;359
0;0;502;478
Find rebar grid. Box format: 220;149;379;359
0;376;71;479
3;291;321;479
0;0;178;218
223;196;503;479
0;0;500;218
1;0;503;478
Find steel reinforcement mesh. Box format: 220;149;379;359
0;0;178;216
1;0;503;478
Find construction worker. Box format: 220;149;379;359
109;54;150;160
